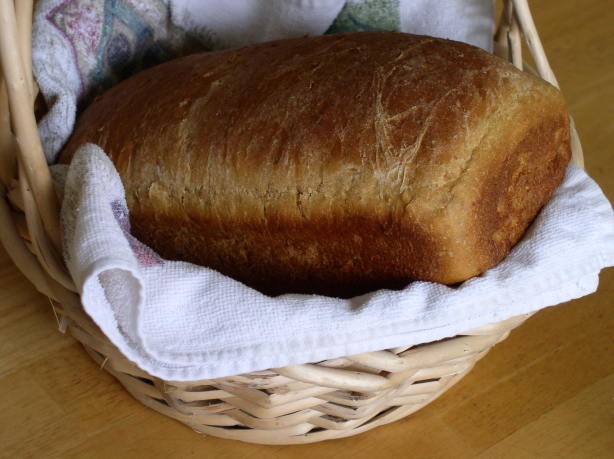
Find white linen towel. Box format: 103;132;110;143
31;0;614;381
59;145;614;381
171;0;493;52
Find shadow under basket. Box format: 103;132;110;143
0;0;584;445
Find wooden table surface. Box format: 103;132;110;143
1;2;613;458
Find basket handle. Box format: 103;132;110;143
0;0;62;249
496;0;584;168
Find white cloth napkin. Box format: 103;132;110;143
171;0;494;52
32;0;614;381
58;145;614;381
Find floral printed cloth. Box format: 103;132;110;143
34;0;494;160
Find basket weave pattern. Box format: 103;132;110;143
0;0;582;444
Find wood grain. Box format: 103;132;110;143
1;1;612;457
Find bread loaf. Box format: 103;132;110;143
60;31;571;297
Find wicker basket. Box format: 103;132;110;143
0;0;584;445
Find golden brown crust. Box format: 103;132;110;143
60;31;571;297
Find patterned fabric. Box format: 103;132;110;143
44;0;405;106
111;199;164;267
326;0;400;34
46;0;206;106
